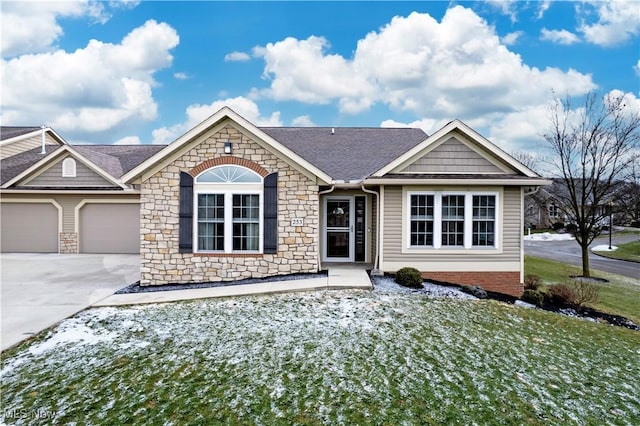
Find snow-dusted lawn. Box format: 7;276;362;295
524;232;575;241
2;287;639;425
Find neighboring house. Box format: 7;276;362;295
1;109;549;296
0;126;162;253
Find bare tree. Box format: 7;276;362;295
613;162;640;225
544;91;640;277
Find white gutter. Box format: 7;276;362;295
361;184;382;275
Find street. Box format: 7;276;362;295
524;233;639;280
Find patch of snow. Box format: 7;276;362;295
372;276;476;299
514;300;537;309
524;232;575;241
592;244;618;252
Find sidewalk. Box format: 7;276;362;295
92;268;372;307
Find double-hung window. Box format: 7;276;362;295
472;195;495;246
194;166;262;253
410;194;434;246
407;191;498;250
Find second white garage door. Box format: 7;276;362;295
79;203;140;254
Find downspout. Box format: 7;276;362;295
317;185;336;271
361;184;382;275
40;125;47;154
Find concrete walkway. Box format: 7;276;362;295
93;267;372;307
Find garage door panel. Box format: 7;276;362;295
1;203;58;252
80;203;139;254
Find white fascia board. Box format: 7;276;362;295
363;177;552;186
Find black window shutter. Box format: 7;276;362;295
179;171;194;253
263;172;278;254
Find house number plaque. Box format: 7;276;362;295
291;218;304;226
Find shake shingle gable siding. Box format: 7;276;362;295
259;127;427;181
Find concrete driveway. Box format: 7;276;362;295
1;253;139;351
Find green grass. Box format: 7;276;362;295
2;292;639;425
525;255;640;324
593;240;640;262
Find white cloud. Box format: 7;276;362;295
501;31;523;46
635;59;640;76
151;97;282;144
224;51;251;62
0;0;141;58
291;115;316;127
113;136;142;145
253;6;596;125
540;28;581;45
578;0;640;46
537;1;552;19
1;20;179;135
380;118;443;135
486;0;518;23
174;72;189;80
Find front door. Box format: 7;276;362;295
324;197;354;261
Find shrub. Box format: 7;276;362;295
521;289;544;307
545;284;576;306
395;267;423;288
524;274;542;290
565;223;577;234
461;285;487;299
572;279;600;308
551;222;565;231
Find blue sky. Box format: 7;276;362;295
1;1;639;157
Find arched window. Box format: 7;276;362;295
194;165;263;253
62;158;76;178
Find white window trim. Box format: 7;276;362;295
193;166;263;254
403;189;501;254
62;157;76;178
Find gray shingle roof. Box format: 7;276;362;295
0;145;164;185
0;126;42;141
0;146;62;184
73;145;164;177
259;127;428;181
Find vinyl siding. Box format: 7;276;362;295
0;134;59;159
401;137;504;174
20;155;115;187
382;185;521;264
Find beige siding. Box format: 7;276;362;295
20;155;115;187
401;137;505;174
382;185;521;264
57;197;84;232
0;134;59;159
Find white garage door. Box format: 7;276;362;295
0;203;59;252
79;203;140;254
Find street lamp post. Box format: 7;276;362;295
609;201;613;250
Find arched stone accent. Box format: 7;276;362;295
190;156;269;177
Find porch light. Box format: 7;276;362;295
224;142;232;154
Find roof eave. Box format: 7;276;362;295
363;177;552;186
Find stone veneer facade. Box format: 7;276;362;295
139;124;320;286
59;232;78;254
